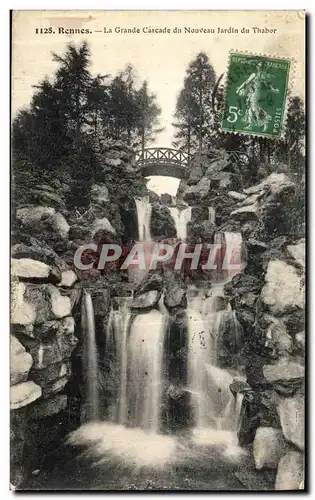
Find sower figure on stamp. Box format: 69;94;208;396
236;61;279;132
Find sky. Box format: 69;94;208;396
12;10;305;195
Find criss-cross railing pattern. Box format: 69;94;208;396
135;148;189;167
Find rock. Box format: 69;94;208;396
10;381;42;410
69;225;92;240
134;273;164;296
10;335;26;356
21;284;71;324
295;332;305;352
41;376;68;398
90;183;109;206
21;317;77;369
264;315;293;356
182;178;211;203
160;193;172;205
28;394;67;419
277;393;304;450
11;282;36;326
205;157;229;178
41;212;70;239
287;239;305;269
253;427;285;470
148;190;159;203
275;451;304;490
92;217;116;236
11;258;61;284
11;240;67;274
243;173;293;196
131;290;161;310
230;203;259;222
187;164;204;185
239;193;263;206
28;187;66;210
164;279;187;309
228;191;247;201
150;203;177;239
263;359;304;382
58;270;77;288
10;341;33;385
261;260;304;315
30;361;71;386
106;157;122;167
16;206;55;226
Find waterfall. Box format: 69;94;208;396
187;283;244;432
169;206;192;241
127;309;166;432
135;197;152;242
106;301;166;432
224;231;245;278
81;290;99;421
106;299;131;424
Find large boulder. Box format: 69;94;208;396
150;203;177;239
40;212;70;239
131;290;161;310
90;183;109;206
11;281;36;326
276;393;304;451
261;260;304;315
10;336;33;386
253;427;285;470
91;217;116;237
13;284;72;326
263;359;304;382
187;164;204;185
10;381;42;410
286;239;305;269
164;278;187;309
275;451;304;490
16;206;55;226
58;270;77;288
11;258;61;284
11;240;68;274
243;173;294;196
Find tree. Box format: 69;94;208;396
173;52;216;155
135;80;163;151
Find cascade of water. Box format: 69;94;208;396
224;231;245;278
169;206;192;241
106;299;131;424
127;308;167;432
187;283;244;431
134;197;152;242
81;290;99;421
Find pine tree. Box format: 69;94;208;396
135;80;163;151
173;52;216;156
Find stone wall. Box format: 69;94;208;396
223;173;305;490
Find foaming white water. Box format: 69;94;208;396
81;291;99;421
169;206;192;241
68;422;177;469
192;427;247;463
135;197;152;242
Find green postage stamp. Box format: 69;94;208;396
221;52;292;139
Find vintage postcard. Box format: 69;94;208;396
11;10;305;491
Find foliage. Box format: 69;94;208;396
12;41;162;211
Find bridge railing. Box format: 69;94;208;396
135;148;189;167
